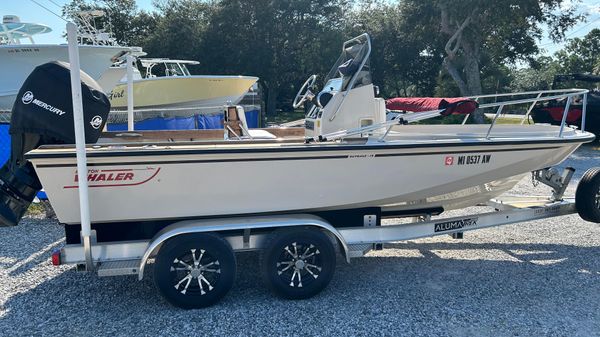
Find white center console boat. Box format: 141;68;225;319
24;34;596;224
0;33;598;309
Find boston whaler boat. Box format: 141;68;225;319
0;33;598;308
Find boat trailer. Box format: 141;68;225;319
53;165;600;308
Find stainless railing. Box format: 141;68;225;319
319;88;589;142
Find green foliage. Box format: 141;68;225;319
510;56;560;91
62;0;589;118
63;0;157;47
400;0;583;97
555;28;600;74
347;0;443;97
142;0;213;61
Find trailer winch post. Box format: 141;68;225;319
67;22;94;271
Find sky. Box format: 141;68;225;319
2;0;600;55
0;0;156;44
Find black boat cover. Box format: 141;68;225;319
0;61;110;226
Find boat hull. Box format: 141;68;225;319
26;126;592;224
108;76;258;109
0;44;129;110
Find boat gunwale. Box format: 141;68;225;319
25;132;593;161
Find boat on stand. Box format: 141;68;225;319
0;14;136;110
0;33;598;309
108;58;258;110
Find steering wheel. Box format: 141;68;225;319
292;75;317;109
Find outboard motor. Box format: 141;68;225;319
0;61;110;226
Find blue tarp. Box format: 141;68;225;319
245;109;259;128
108;116;197;131
107;110;260;131
0;123;47;199
0;124;10;166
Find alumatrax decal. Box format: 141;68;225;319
64;167;161;188
434;217;479;233
444;154;492;166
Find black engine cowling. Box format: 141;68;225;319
0;61;110;226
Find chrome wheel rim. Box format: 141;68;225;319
276;242;322;288
595;189;600;210
170;248;221;296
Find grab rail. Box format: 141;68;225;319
317;88;589;142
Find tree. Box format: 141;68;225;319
141;0;214;61
555;28;600;74
63;0;156;47
401;0;583;122
510;56;560;91
347;0;444;98
198;0;349;116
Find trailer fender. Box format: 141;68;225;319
137;214;350;280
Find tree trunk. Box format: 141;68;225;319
462;41;484;123
265;84;278;118
439;5;485;123
442;58;469;95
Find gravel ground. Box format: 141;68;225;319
1;145;599;337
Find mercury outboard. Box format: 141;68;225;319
0;61;110;226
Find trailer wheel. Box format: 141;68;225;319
576;167;600;223
261;228;336;300
153;233;236;309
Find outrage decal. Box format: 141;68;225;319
434;217;479;233
64;167;161;189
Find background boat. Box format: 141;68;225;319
108;58;258;109
0;15;133;110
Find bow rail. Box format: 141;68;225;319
316;88;589;142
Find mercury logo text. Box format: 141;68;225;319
22;91;66;116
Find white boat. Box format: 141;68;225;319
107;58;258;109
0;15;133;110
16;33;594;226
1;32;598;310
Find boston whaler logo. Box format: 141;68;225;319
22;91;34;104
434;217;479;233
21;91;66;116
64;167;161;189
90;115;103;129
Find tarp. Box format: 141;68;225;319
108;109;260;131
108;116;196;131
0;124;10;166
0;123;46;199
385;97;478;116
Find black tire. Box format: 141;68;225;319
154;233;236;309
576;167;600;223
260;227;336;300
